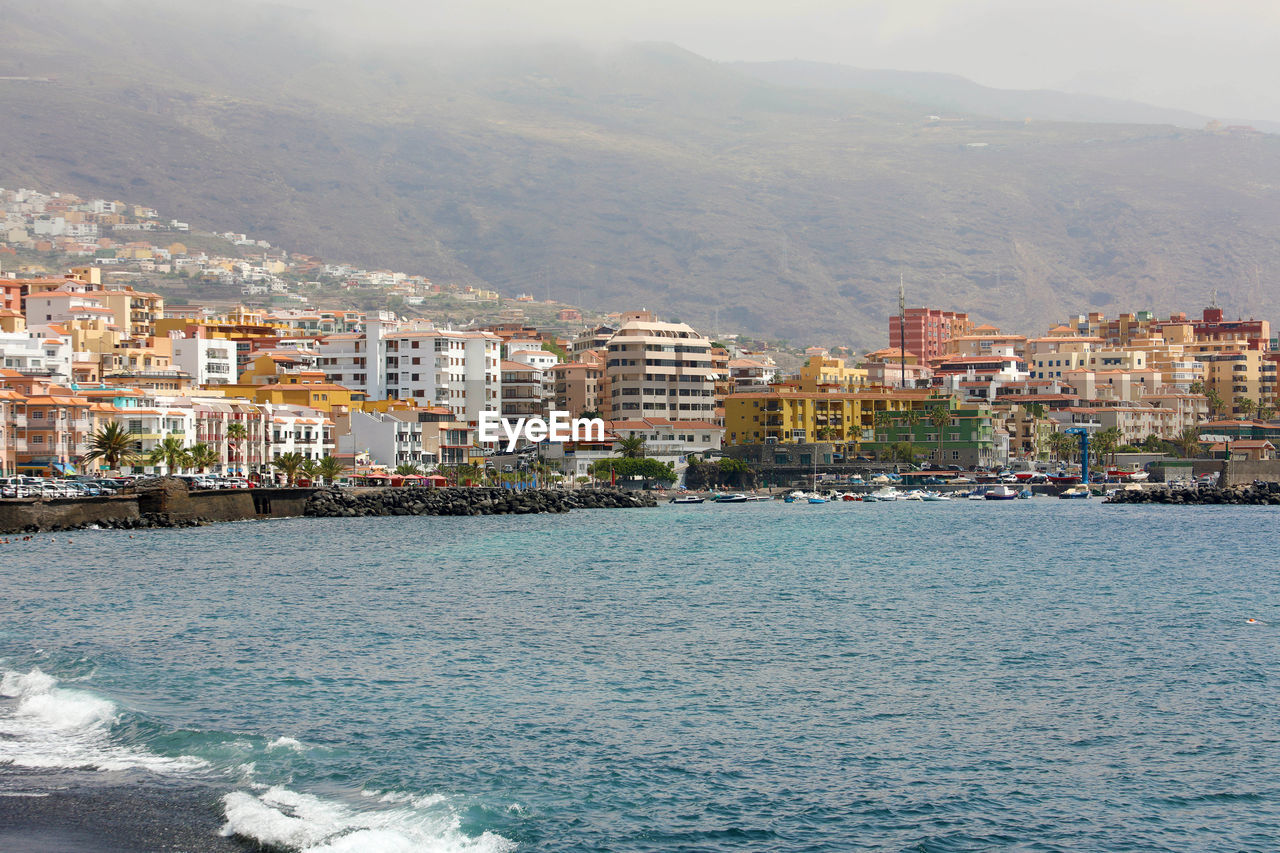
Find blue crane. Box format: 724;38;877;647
1064;427;1090;485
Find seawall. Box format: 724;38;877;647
1105;481;1280;506
0;481;655;533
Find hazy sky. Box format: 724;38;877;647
284;0;1280;121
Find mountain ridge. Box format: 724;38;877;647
3;0;1279;349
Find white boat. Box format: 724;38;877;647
714;493;749;503
901;489;926;501
784;490;806;503
983;485;1019;500
1128;471;1149;482
1059;485;1091;499
920;491;951;501
670;495;705;504
744;494;772;502
807;493;827;504
966;489;986;500
869;487;902;501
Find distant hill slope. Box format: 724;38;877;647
728;60;1230;130
3;0;1280;350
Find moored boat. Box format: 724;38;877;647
983;484;1019;500
1059;485;1091;499
714;493;749;503
670;495;705;504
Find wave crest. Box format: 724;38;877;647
222;785;516;853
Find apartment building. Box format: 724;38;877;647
604;311;717;421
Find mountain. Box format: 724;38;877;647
728;61;1228;130
3;0;1280;350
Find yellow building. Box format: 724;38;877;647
724;388;932;448
98;286;164;339
795;355;868;392
215;375;366;413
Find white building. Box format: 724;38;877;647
171;335;235;386
317;318;501;429
0;331;73;384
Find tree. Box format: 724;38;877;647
271;452;308;485
1236;397;1256;419
1048;432;1076;463
1092;427;1121;468
589;456;677;487
873;409;895;431
226;422;248;474
1173;427;1204;459
1259;402;1276;422
928;406;951;467
1204;388;1225;419
187;443;220;473
395;462;425;475
891;441;921;465
315;456;347;484
82;422;139;472
147;435;190;474
617;434;647;458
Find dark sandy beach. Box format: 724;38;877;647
0;766;250;853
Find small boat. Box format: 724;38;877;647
869;487;902;502
920;491;951;502
966;488;986;500
1127;471;1149;482
983;485;1019;500
745;495;772;502
1059;485;1091;499
1017;488;1033;499
714;493;749;503
901;490;926;501
841;493;861;502
670;495;705;504
807;494;827;504
784;490;806;503
1047;474;1081;485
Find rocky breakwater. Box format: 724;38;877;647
1105;482;1280;506
305;486;656;518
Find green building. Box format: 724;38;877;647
864;398;997;468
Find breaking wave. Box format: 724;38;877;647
0;667;206;774
222;785;516;853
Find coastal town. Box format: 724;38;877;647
0;185;1277;494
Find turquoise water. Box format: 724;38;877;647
1;500;1278;851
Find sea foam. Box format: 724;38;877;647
222;785;515;853
0;667;206;773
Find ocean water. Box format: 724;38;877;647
1;499;1278;852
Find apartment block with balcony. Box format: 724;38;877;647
604;311;717;421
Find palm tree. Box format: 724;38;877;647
147;435;190;475
187;443;220;474
1236;397;1256;420
1048;432;1075;463
82;422;139;472
395;462;424;476
617;434;647;458
315;456;347;484
928;406;951;467
1173;426;1203;459
271;451;308;485
1258;402;1276;422
1092;427;1121;468
226;422;248;475
1204;388;1225;419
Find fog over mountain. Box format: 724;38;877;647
3;0;1280;348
